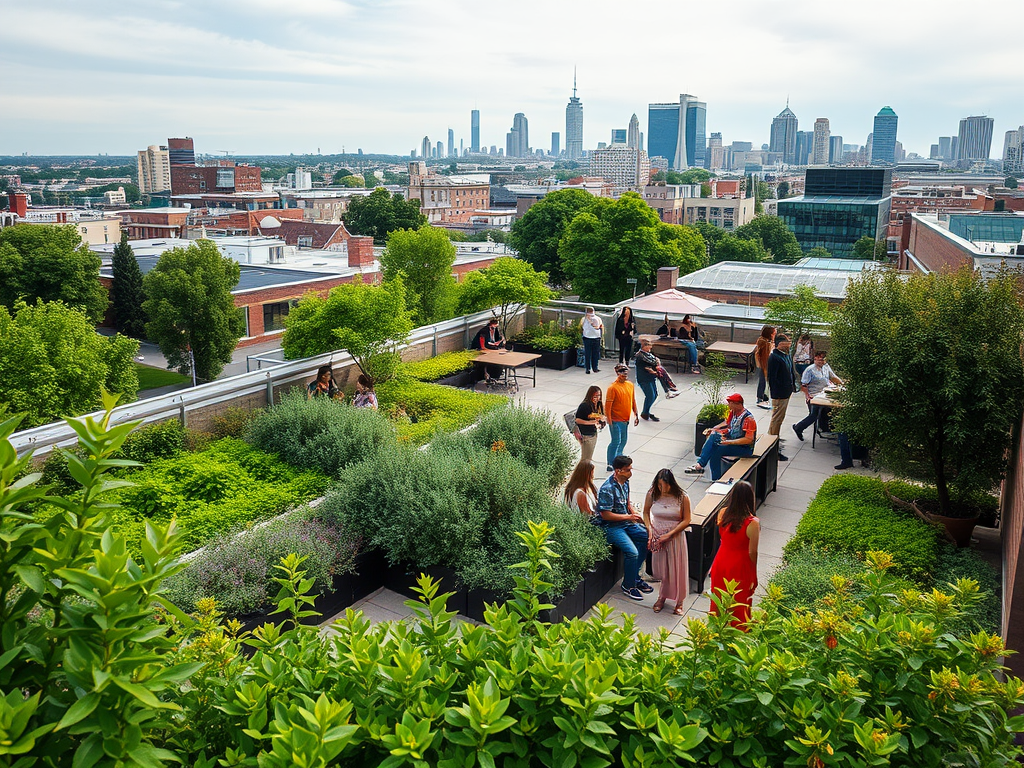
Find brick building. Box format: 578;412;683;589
121;208;190;239
898;212;1024;274
887;185;991;240
406;161;490;224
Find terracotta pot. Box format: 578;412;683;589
927;513;980;548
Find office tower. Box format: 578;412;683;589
950;136;959;161
447;129;454;159
829;135;843;164
627;114;640;148
137;144;171;194
551;132;560;156
938;136;952;160
930;144;940;160
565;72;583;160
685;97;707;168
795;131;813;165
648;94;704;170
708;133;725;170
421;136;431;160
505;112;528;158
957;115;995;161
769;105;798;165
167;137;195;166
589;145;650;192
1003;127;1023;175
870;106;898;165
812;118;830;164
460;139;464;156
436;140;444;159
471;110;480;153
611;129;627;144
894;141;905;162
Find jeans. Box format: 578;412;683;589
756;369;767;402
794;404;820;434
638;378;658;416
679;339;698;366
838;433;868;466
617;337;634;364
607;421;629;467
604;523;649;589
583;337;602;372
697;431;754;480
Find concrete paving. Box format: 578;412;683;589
326;355;878;634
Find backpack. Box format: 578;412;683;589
563;410;583;442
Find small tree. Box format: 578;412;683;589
830;267;1024;516
110;232;147;338
693;352;735;422
142;240;245;383
457;257;552;337
806;246;832;259
342;188;426;244
764;284;832;365
507;188;594;285
734;215;802;264
282;277;413;383
381;227;457;325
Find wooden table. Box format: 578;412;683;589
637;334;692;372
474;350;541;391
706;341;757;383
809;389;841;447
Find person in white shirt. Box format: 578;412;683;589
581;306;604;375
792;350;844;442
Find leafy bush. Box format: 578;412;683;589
111;437;329;555
887;479;1000;527
376;377;505;444
119;418;186;464
933;544;1002;635
511;319;577;351
785;474;939;580
467;404;574;490
244;391;395;476
163;505;359;617
208;406;254;439
403;350;478;381
696;402;729;423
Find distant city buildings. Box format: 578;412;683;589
421;136;431;161
957;116;995;162
447;129;455;159
812;118;830;165
870;107;898;165
506;113;529;158
1004;126;1024;176
565;75;584;161
471;110;481;153
137;145;170;194
829;135;844;164
648;93;705;171
627;114;640;149
611;129;627;145
551;132;560;157
589;144;650;193
770;105;798;165
165;137;262;197
406;161;490;224
644;181;754;230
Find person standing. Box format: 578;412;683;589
605;364;639;471
708;480;760;630
643;469;691;615
684;393;756;480
595;455;653;601
792;350;844;442
633;339;661;422
614;307;637;365
581;306;604;374
574;385;606;465
793;333;814;387
754;325;775;409
766;333;793;462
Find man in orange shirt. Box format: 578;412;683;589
605;363;640;471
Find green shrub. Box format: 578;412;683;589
163;505;359;617
696;403;729;423
403;351;478;382
376;377;505;444
467;404;574;490
933;544;1002;635
111;437;330;555
785;475;939;580
886;479;1000;526
511;319;577;351
244;391;395;476
208;406;254;439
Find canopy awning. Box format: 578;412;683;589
627;289;718;316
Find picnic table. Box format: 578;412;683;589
474;350;541;393
706;340;757;383
636;334;693;372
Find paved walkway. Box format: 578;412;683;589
329;357;877;635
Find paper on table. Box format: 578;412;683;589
706;481;734;495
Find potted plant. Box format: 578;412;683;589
511;320;579;370
692;352;734;454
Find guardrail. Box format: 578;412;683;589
11;307;513;458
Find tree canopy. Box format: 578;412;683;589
764;284;832;354
665;169;714;185
0;224;109;322
342;188;427;244
142;240;245;383
0;300;138;427
852;236;888;260
111;233;147;338
806;246;832;259
457;257;552;336
381;227;457;325
559;193;707;304
282;277;413;383
830;267;1024;516
507;188;594;285
734;215;803;264
712;233;767;264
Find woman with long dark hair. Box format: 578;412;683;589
574;385;606;464
614;306;637;365
563;460;598;517
754;325;775;408
708;480;759;629
643;468;691;614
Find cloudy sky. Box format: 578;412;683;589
2;0;1021;159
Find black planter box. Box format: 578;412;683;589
430;369;477;389
694;418;720;455
515;344;577;371
385;564;468;616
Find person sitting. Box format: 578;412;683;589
595;455;653;601
473;317;506;381
679;315;704;349
306;364;342;401
634;340;681;401
656;314;671;337
352;374;378;410
684;393;756;480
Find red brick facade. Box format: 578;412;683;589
898;214;975;273
170;164;262;195
347;237;375;267
122;209;190;239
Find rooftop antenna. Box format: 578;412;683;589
573;67;577;99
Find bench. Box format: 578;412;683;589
685;433;779;592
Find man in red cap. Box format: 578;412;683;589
684;393;757;480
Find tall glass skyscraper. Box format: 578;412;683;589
957;116;995;161
769;106;798;165
565;73;583;160
647;94;704;170
870;106;898;165
470;110;480;153
685;97;706;169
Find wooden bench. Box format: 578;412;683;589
685;433;779;591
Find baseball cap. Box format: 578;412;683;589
614;364;629;373
726;393;744;404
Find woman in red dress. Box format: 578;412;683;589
708;480;760;630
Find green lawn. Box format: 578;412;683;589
135;363;191;391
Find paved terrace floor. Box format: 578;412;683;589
326;356;879;639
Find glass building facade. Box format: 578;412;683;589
777;196;890;258
647;103;681;169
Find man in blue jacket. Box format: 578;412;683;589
767;334;793;462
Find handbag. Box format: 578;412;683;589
563;410;583;442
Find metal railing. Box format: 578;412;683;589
11;307;512;458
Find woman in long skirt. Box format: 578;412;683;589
643;468;691;614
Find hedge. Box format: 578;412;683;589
402;350;478;382
376;377;506;444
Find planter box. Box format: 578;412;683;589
429;369;477;389
515;344;577;371
694;419;719;455
385;564;469;616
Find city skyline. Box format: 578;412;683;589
1;0;1021;158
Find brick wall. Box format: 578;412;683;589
901;215;975;273
1001;418;1024;681
235;274;377;338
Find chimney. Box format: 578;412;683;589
348;236;375;267
657;266;679;292
8;192;28;218
56;211;67;224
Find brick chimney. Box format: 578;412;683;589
348;236;375;268
657;266;679;292
8;192;28;218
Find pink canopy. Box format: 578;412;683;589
627;289;717;317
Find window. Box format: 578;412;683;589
238;306;250;337
263;299;298;333
297;236;313;247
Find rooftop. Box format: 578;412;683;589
678;258;881;300
778;194;891;205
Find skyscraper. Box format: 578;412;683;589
627;114;640;149
938;136;953;161
957;116;995;161
447;129;454;159
769;105;798;165
421;136;431;161
1003;127;1024;175
685;97;707;169
611;129;627;144
870;106;898;165
436;140;444;159
565;72;583;160
506;113;528;157
551;132;560;157
795;131;813;165
470;110;480;153
812;118;830;164
829;135;844;164
647;94;704;170
137;144;171;194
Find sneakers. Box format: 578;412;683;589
684;464;704;475
834;462;853;470
636;579;654;594
667;389;681;398
792;425;805;442
756;401;771;410
692;365;701;374
778;453;789;462
621;585;644;601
